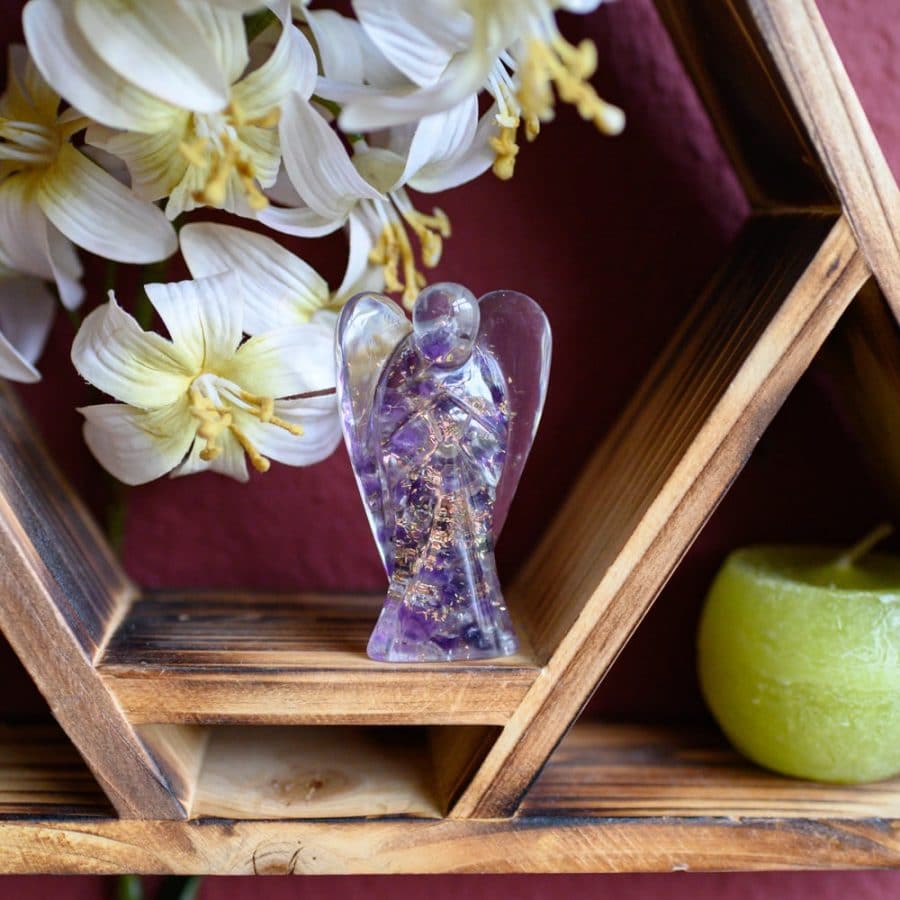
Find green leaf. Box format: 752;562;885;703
157;876;204;900
244;9;278;43
116;875;144;900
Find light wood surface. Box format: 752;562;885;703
452;214;869;818
0;722;894;874
98;592;538;725
748;0;900;313
0;383;200;819
192;727;440;819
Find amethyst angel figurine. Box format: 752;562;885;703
336;283;551;662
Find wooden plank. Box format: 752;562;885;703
746;0;900;315
98;592;538;725
0;722;894;873
523;723;900;819
0;725;111;819
0;384;199;818
451;214;870;818
191;727;440;820
654;0;835;209
822;279;900;514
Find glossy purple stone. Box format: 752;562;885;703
336;283;551;662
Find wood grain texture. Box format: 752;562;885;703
824;279;900;515
0;722;894;874
746;0;900;315
654;0;835;209
191;727;440;819
0;725;111;819
452;214;870;818
523;723;900;819
98;592;538;725
0;384;198;818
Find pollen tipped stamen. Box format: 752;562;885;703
519;36;625;136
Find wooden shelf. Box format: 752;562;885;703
192;726;441;819
0;721;894;873
97;592;539;726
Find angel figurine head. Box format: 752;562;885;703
337;283;551;662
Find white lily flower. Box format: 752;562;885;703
48;0;270;117
337;0;625;179
261;93;491;308
178;221;372;333
25;0;315;220
72;270;340;485
0;263;55;383
0;46;176;304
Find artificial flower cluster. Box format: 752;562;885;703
0;0;622;483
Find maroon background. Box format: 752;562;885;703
2;0;900;895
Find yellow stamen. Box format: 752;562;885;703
369;206;448;309
179;136;209;168
189;383;304;473
519;35;625;136
489;123;520;180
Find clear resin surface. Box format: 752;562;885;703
337;283;551;662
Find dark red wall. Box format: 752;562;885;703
1;0;899;895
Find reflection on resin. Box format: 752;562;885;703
337;283;551;662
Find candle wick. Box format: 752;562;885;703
833;522;894;569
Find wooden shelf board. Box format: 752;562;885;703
97;592;540;726
191;726;441;820
0;722;894;873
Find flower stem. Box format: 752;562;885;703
104;473;128;559
135;259;168;330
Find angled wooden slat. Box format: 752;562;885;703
450;214;869;818
97;592;538;725
746;0;900;314
0;722;894;873
655;0;835;209
0;383;202;819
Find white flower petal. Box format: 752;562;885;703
0;274;55;365
0;329;40;383
45;224;85;310
334;211;382;302
352;0;470;87
256;202;342;238
171;431;248;483
239;393;340;467
81;400;195;485
279;94;382;221
226;322;335;398
71;296;193;408
0;173;54;282
180;223;329;333
144;271;243;371
87;121;189;202
234;17;315;115
304;9;405;89
73;0;231;112
400;94;478;185
409;101;496;192
38;145;177;264
23;0;182;132
339;51;490;132
184;5;249;86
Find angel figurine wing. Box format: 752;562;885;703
335;292;411;571
476;290;552;539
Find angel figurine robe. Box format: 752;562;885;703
336;283;551;662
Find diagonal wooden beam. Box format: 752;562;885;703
450;214;868;817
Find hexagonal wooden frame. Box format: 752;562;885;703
0;0;898;873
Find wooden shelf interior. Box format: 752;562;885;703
0;720;895;873
190;726;442;820
97;592;539;727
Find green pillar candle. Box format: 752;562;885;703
697;530;900;783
